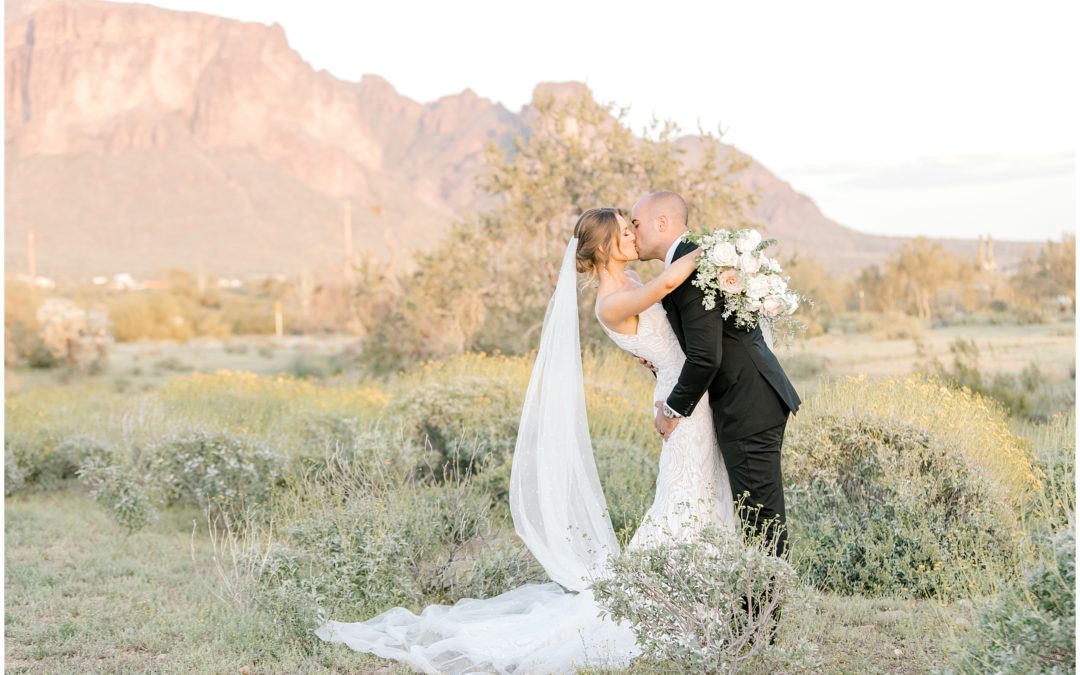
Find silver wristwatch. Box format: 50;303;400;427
662;403;681;419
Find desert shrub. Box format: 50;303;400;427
391;372;523;476
77;456;158;533
241;464;543;648
1019;415;1076;534
829;311;925;339
4;452;27;496
5;387;119;493
785;376;1037;599
4;430;69;492
948;526;1075;674
107;291;196;342
223;341;250;355
285;354;331;380
153;356;193;372
592;523;798;674
149;431;284;515
922;338;1075;421
787;417;1019;598
156;371;389;454
777;350;825;381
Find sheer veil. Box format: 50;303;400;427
509;236;620;590
760;319;776;351
313;237;639;673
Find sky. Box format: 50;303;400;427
116;0;1077;242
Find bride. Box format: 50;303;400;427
315;207;735;673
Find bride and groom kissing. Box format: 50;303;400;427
316;191;803;673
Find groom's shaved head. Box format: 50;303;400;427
638;191;688;229
630;190;689;261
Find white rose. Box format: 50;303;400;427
735;229;762;254
765;257;783;273
767;275;787;295
762;295;784;317
746;299;763;312
745;274;770;300
738;251;762;274
708;242;738;268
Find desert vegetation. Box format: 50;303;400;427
5;91;1074;673
5;344;1075;672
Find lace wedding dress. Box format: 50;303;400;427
599;302;736;549
314;241;735;674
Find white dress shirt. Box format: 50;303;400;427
661;235;686;419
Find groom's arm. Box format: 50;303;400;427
665;280;723;417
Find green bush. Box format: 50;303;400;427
77;453;157;533
4;451;26;496
5;431;113;494
786;416;1020;599
392;375;523;476
247;474;543;648
592;523;798;673
922;338;1075;421
948;526;1075;674
149;431;284;514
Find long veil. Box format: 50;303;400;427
314;238;640;673
509;237;620;591
760;319;775;351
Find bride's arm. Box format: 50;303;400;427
598;251;701;326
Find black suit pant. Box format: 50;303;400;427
719;420;788;560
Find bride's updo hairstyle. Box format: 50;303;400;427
574;207;624;284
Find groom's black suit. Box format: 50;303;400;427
661;240;801;559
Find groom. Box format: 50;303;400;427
630;191;801;560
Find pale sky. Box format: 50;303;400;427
117;0;1077;241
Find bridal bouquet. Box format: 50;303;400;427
682;228;807;340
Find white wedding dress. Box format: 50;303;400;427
599;302;736;549
314;241;735;674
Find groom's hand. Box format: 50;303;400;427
654;401;680;441
638;357;658;377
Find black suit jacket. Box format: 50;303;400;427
663;240;801;443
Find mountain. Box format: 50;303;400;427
4;0;1029;281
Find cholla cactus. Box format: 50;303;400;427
35;297;86;365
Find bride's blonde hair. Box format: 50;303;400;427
574;207;623;284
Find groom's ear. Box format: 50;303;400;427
656;214;668;231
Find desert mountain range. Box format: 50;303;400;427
4;0;1029;281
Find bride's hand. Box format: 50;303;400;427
668;247;703;282
637;356;658;376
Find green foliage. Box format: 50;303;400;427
149;431;284;514
1011;235;1076;307
826;310;926;339
777;254;850;337
855;239;975;321
392;374;522;478
948;526;1075;674
77;456;157;533
250;459;545;648
786;414;1022;599
5;422;114;494
776;350;825;381
362;87;759;372
592;523;798;674
921;338;1076;421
